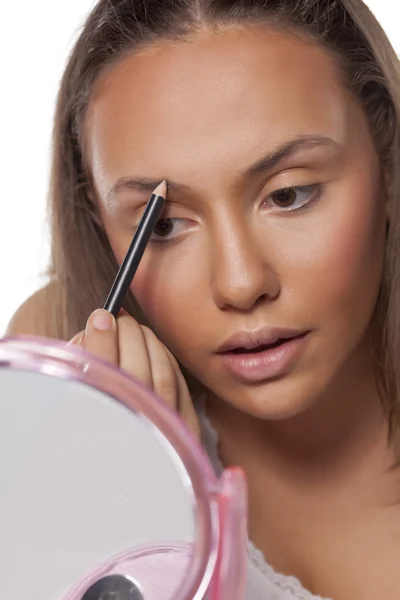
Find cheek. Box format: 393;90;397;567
129;247;209;349
130;261;192;318
287;184;386;334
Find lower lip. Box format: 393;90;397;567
218;333;309;383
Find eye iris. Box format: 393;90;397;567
272;187;297;207
154;218;173;237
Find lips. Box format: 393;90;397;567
216;328;310;383
216;327;309;355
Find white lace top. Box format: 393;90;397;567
197;402;331;600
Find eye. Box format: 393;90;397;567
265;184;321;211
150;217;190;242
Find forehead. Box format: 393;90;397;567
85;26;357;187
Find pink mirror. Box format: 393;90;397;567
0;336;247;600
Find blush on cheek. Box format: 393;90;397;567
335;201;384;288
302;190;386;332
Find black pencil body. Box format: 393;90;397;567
103;192;165;316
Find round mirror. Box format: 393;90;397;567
0;342;201;600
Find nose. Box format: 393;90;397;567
211;217;280;311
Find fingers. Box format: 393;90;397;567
140;326;179;410
142;328;201;439
164;346;201;440
120;323;200;439
83;309;119;365
117;315;153;388
69;310;200;440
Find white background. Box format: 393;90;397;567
0;0;398;335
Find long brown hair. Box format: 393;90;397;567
48;0;400;427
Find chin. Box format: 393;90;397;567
212;372;325;421
239;390;317;421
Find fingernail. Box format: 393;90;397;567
90;309;114;331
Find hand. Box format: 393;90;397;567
69;309;200;440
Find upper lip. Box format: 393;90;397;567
216;326;308;353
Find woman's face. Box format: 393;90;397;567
85;26;387;419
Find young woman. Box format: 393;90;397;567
8;0;400;598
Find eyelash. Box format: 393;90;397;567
146;183;322;245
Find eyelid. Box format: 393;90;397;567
263;165;323;184
261;163;334;194
259;167;327;200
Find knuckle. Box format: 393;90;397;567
154;376;178;403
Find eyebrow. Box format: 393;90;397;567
106;134;338;202
247;134;338;176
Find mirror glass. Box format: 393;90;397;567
0;368;196;600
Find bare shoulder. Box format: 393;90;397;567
5;283;60;338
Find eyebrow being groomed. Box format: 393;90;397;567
106;133;339;206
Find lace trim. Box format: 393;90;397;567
196;398;331;600
248;542;330;600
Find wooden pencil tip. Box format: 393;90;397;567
153;180;167;198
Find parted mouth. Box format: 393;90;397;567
216;328;310;354
230;339;289;353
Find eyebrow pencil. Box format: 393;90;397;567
103;180;167;316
